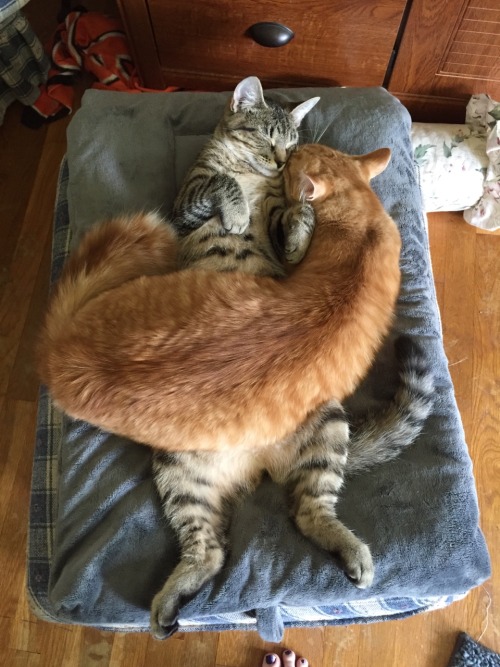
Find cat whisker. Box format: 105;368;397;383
298;125;316;144
313;118;335;144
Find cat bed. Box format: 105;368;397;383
28;86;490;642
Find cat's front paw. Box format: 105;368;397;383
221;213;250;235
150;590;180;640
284;222;312;264
220;198;251;235
283;204;315;264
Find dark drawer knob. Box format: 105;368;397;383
246;22;295;48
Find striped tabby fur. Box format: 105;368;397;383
149;78;434;639
174;76;320;272
151;339;433;639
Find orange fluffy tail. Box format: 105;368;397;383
38;212;177;370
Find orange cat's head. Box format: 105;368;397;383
284;144;391;205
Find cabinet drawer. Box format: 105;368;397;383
120;0;407;90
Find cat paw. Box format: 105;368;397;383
333;539;374;590
282;204;315;264
284;223;312;264
225;217;250;234
150;591;180;640
221;209;250;235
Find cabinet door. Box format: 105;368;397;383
389;0;500;121
125;0;407;90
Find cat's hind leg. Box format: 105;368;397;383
276;402;374;589
150;450;256;640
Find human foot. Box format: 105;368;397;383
262;649;309;667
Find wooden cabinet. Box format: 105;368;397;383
118;0;500;121
388;0;500;121
117;0;407;90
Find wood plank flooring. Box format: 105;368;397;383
0;99;498;666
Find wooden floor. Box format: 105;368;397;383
1;86;499;667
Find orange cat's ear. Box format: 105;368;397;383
358;148;391;180
300;173;327;201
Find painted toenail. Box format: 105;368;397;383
284;650;292;655
266;656;277;665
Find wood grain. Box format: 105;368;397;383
389;0;500;121
0;119;68;399
119;0;407;90
117;0;500;119
115;0;164;89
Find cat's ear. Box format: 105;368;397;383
300;173;327;201
290;97;320;126
230;76;266;112
358;148;391;180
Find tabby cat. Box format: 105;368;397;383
148;95;434;638
172;76;320;270
37;89;433;637
150;336;432;639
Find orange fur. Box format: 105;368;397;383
37;145;401;452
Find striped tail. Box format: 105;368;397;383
346;336;434;475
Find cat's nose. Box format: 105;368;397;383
275;146;287;169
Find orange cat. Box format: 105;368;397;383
38;144;401;453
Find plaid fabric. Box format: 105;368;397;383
0;0;29;22
27;158;466;630
27;160;69;623
0;10;49;123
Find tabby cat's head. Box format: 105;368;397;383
219;76;319;177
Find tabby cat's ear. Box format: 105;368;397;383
230;76;266;112
357;148;391;180
290;97;320;127
300;173;327;201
